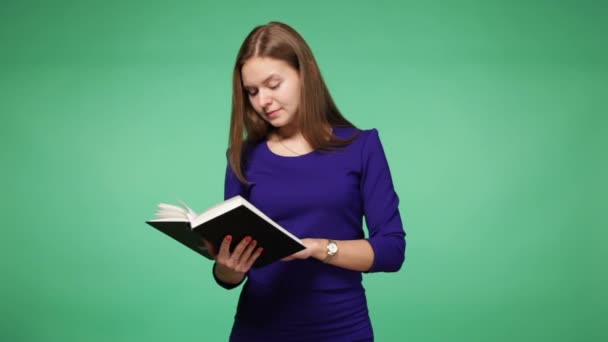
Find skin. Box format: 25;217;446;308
206;57;375;285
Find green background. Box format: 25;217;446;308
1;0;606;341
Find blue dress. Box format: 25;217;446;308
215;127;406;341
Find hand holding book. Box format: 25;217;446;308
146;195;305;268
202;234;264;284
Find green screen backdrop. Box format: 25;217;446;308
1;0;606;341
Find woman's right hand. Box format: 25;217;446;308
203;235;263;285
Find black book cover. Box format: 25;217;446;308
146;202;305;268
146;220;213;260
193;205;305;268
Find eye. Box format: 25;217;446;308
269;82;280;90
247;89;258;96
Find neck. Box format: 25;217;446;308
271;128;308;156
276;124;300;140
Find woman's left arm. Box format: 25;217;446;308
282;238;375;272
284;129;406;272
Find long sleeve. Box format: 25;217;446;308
360;129;406;272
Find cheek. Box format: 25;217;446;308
281;85;300;106
248;97;260;111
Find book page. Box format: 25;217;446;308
176;198;198;221
152;202;190;221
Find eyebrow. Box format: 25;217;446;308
242;74;280;90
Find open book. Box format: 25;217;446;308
146;195;306;268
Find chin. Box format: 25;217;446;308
264;115;295;129
268;119;287;128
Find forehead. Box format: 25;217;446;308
241;57;296;86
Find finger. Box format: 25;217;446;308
238;239;257;263
231;236;252;260
243;247;264;269
217;235;233;261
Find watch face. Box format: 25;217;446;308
328;242;338;254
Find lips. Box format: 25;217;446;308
266;109;280;117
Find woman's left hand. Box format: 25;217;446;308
281;238;324;261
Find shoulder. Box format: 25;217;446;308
234;139;267;171
332;126;382;147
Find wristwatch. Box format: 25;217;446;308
324;239;338;263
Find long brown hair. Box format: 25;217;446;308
229;21;357;183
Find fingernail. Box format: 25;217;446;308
225;235;232;242
244;236;251;243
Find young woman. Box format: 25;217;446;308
203;21;406;341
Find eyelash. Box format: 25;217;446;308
248;83;280;96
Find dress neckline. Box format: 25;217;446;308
263;140;318;159
262;127;338;159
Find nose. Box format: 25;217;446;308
257;89;272;109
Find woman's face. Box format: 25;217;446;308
241;57;301;130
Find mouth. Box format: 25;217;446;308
266;109;280;117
